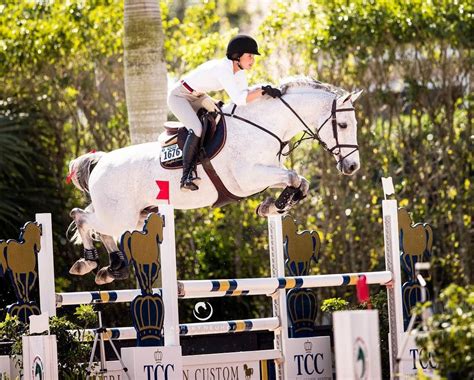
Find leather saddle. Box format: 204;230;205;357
159;109;226;170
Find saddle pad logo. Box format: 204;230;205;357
161;144;182;163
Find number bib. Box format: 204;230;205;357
161;144;183;163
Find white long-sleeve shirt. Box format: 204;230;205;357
182;58;249;106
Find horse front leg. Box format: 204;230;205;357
257;175;309;217
239;165;309;217
95;235;129;285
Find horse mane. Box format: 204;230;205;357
279;76;348;97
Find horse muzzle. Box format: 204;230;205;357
337;158;360;175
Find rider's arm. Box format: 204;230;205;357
246;88;264;103
218;68;249;106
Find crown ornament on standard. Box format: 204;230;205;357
132;294;164;345
287;288;318;337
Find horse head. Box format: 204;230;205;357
313;89;363;176
279;78;362;176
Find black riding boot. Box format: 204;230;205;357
180;129;201;191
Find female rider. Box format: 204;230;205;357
167;35;282;191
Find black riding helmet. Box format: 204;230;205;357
226;35;261;60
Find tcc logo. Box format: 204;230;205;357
294;353;325;375
143;364;175;380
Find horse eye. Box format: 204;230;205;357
338;122;348;129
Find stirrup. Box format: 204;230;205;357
181;177;199;191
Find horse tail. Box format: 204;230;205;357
68;151;105;194
67;204;96;245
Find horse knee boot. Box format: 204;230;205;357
180;130;201;191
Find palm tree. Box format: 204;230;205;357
123;0;168;144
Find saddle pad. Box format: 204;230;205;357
160;115;227;170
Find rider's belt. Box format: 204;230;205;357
181;80;195;93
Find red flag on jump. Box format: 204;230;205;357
356;275;372;309
156;180;170;203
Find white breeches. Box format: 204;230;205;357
167;83;208;137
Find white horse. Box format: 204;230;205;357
68;77;362;285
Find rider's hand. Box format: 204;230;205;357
201;96;219;113
261;85;282;98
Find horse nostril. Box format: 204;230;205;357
349;163;356;172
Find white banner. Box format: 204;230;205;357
22;335;58;380
334;310;382;380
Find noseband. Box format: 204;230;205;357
279;97;359;165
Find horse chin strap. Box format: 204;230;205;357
279;97;359;166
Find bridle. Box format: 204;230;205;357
279;96;359;165
221;95;359;166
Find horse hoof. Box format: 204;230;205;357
95;267;115;285
69;259;97;276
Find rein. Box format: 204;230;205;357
222;105;289;156
221;96;359;164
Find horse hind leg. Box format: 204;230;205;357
95;235;129;285
94;207;157;284
69;207;99;276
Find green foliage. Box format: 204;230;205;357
371;290;391;379
0;115;38;233
415;284;474;379
161;0;238;76
0;311;92;379
49;316;90;378
74;304;97;327
321;297;350;312
0;314;27;374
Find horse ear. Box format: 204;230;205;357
337;93;352;105
337;89;364;105
350;89;363;103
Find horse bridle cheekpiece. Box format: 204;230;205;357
279;96;359;166
316;98;359;164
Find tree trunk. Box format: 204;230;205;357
123;0;167;144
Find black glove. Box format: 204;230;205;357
261;85;282;98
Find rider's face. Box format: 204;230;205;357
239;53;255;70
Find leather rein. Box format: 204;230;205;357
221;96;359;165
